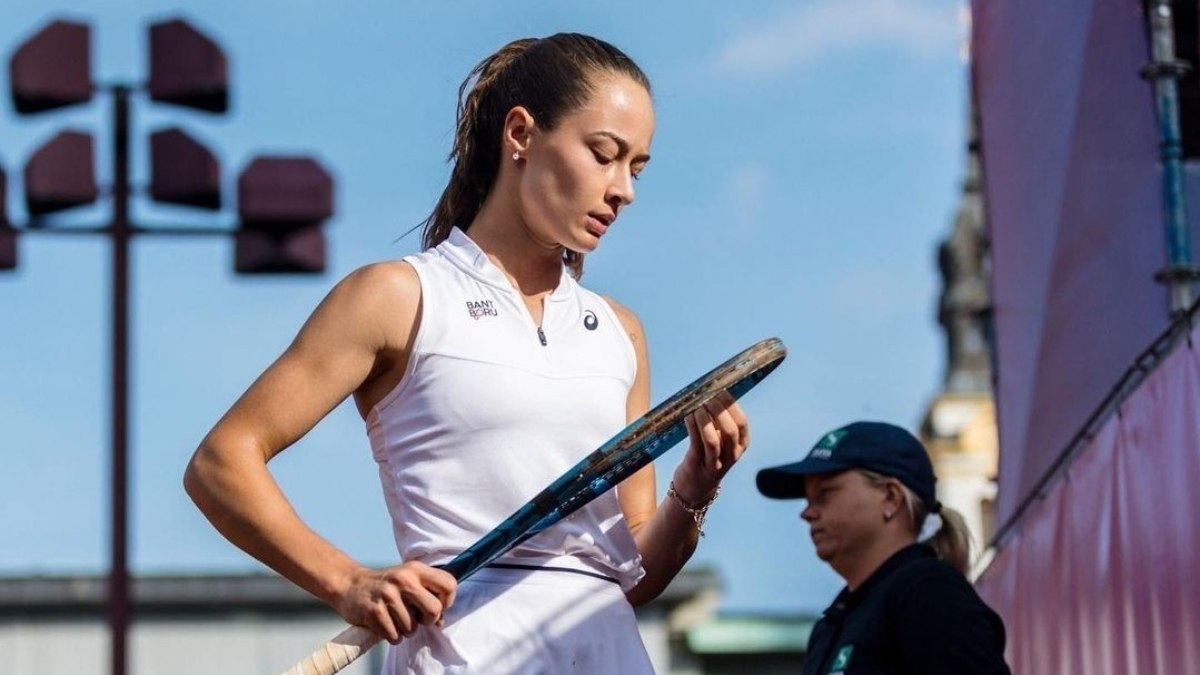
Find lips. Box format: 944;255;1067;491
586;213;614;237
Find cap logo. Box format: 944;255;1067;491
808;429;847;460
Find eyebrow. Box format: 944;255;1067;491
592;131;651;163
807;475;842;492
809;479;831;491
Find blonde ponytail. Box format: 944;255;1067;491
860;469;973;575
927;504;972;575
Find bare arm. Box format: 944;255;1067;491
608;300;750;606
183;262;455;643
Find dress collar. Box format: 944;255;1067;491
441;226;574;302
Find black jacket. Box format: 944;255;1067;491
802;544;1011;675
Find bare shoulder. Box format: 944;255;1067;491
306;261;424;414
291;260;421;360
601;295;645;345
333;260;422;349
338;260;420;304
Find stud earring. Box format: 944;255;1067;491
512;152;520;161
884;511;894;522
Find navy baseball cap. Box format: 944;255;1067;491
756;421;938;509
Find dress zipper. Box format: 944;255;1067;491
536;326;548;346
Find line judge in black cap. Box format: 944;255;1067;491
757;421;1011;675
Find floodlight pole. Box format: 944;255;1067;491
109;84;132;675
6;21;333;675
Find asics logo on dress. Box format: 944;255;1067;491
583;310;599;331
466;300;498;319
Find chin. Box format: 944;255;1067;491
571;234;601;254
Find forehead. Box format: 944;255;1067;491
803;471;856;492
558;74;655;147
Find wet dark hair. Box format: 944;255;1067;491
420;33;651;279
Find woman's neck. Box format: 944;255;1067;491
466;194;564;297
837;535;915;592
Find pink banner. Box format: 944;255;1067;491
970;0;1200;525
976;324;1200;674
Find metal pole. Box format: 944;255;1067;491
1144;0;1200;314
109;84;131;675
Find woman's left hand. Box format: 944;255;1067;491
673;390;750;504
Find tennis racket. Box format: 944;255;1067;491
280;337;787;675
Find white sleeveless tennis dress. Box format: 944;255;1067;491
366;227;655;674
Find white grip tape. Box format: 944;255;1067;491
279;625;380;675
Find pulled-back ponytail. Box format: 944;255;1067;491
420;34;651;279
861;469;974;575
924;503;972;575
903;480;972;575
421;39;536;258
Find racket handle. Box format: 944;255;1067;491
279;625;379;675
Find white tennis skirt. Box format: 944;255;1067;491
380;566;655;675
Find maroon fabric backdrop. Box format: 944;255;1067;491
973;2;1200;671
976;326;1200;674
972;0;1200;525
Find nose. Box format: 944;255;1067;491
800;503;817;523
607;166;636;210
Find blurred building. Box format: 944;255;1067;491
919;113;1000;575
0;569;815;674
684;614;815;675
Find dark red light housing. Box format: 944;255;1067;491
0;169;13;268
24;130;98;215
237;156;334;224
235;156;333;273
150;127;221;209
0;226;16;270
148;18;229;113
10;20;93;113
235;225;326;274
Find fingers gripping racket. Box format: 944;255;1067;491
281;337;787;675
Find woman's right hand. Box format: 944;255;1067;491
332;561;458;644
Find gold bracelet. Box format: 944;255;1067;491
667;481;721;537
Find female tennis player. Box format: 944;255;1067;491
185;33;749;674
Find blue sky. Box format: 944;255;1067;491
0;0;968;614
